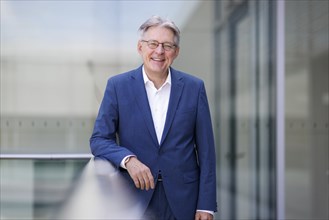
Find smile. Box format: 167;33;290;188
152;58;165;62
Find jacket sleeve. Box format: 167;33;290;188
90;78;134;168
195;82;218;212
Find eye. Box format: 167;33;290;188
163;44;174;49
148;41;159;48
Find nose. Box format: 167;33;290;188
155;43;165;53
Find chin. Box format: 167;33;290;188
150;66;166;73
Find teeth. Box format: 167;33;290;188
153;58;163;61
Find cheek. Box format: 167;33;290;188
141;52;150;61
168;56;176;63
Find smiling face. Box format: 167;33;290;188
138;26;180;77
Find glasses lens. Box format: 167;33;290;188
143;40;175;51
147;41;159;49
163;43;174;51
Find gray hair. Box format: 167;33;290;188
138;16;181;46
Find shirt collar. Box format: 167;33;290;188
142;65;172;86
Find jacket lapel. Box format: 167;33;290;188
160;68;184;145
130;67;159;147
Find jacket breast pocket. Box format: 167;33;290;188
172;108;196;135
175;107;196;115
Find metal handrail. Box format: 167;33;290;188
0;153;93;160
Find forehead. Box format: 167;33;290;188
143;26;175;41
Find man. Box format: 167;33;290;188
90;16;217;220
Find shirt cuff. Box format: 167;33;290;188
120;155;135;169
197;210;214;216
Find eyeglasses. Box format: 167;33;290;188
141;40;177;51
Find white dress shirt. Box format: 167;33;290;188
142;67;171;144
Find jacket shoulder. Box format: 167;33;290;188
171;67;204;86
108;67;140;83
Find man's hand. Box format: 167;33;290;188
195;211;213;220
125;157;155;190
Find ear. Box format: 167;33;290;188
173;46;180;59
137;40;143;55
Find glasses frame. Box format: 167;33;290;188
141;40;177;51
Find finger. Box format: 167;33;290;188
195;213;201;220
133;177;140;189
142;171;153;190
147;172;155;189
143;176;149;190
195;212;212;220
139;177;145;190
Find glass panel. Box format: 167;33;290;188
215;27;231;220
215;0;232;21
0;159;88;219
258;1;276;218
235;11;253;220
0;1;111;154
0;1;200;154
215;1;276;219
285;0;329;219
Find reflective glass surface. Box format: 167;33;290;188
0;159;88;219
0;0;200;154
285;0;329;219
214;1;276;219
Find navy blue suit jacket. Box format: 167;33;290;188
90;66;217;219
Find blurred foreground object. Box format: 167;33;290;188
56;158;143;219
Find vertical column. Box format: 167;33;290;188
276;0;285;219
